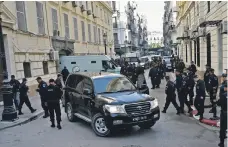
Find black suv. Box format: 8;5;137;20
63;72;160;137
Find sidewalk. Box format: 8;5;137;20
0;95;44;131
168;72;220;128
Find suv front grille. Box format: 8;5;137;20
124;102;151;115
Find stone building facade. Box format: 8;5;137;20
0;1;113;97
175;1;227;77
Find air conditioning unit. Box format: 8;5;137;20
80;5;86;12
172;6;179;12
198;27;206;37
198;16;206;26
72;1;78;7
53;30;59;36
220;20;227;34
49;50;59;61
87;10;92;15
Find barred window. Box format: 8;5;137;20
16;1;27;31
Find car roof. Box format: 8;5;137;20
69;72;124;79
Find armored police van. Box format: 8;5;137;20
59;55;121;74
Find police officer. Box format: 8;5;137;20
149;64;157;89
177;59;185;73
188;61;197;75
127;64;134;80
204;64;211;95
193;75;206;121
55;74;63;89
120;62;128;76
46;79;62;129
162;76;180;115
180;72;193;113
18;78;36;115
217;83;227;147
187;71;195;105
175;69;182;104
208;68;219;120
36;77;49;118
10;75;20;110
219;73;227;99
131;63;137;84
155;64;161;88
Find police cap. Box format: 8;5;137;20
49;79;55;83
222;73;227;77
209;68;215;72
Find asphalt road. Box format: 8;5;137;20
0;71;220;147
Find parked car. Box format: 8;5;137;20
139;56;151;69
162;56;172;71
63;72;160;137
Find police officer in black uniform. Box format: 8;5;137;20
155;64;161;88
46;79;62;129
131;63;137;84
187;71;195;105
193;75;206;121
10;75;20;110
120;62;128;76
217;83;227;147
175;69;182;105
180;72;193;113
204;64;211;95
18;78;36;115
208;68;219;120
162;76;180;114
149;64;158;89
36;77;49;118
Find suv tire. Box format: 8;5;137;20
66;102;76;122
138;121;155;129
91;113;111;137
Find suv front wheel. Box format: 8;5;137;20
91;113;111;137
138;121;155;129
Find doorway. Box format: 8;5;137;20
206;33;211;67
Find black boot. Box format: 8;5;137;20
51;121;55;128
162;110;166;113
57;123;62;130
176;110;180;115
31;108;37;113
43;111;49;118
18;110;23;115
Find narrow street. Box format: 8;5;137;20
0;70;219;147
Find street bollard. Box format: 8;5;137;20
1;75;18;121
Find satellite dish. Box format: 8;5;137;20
72;66;80;73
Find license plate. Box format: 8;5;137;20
133;116;147;121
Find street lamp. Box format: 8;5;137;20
103;33;107;55
0;2;18;121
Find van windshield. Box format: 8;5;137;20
93;77;136;94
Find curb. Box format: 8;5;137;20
0;110;44;131
190;106;220;128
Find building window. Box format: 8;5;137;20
42;61;49;75
52;8;58;31
196;37;200;67
93;25;97;43
23;62;31;78
85;1;89;10
114;33;118;44
88;24;91;42
16;1;27;31
73;17;78;40
81;21;86;42
102;30;104;44
64;13;69;38
98;28;100;44
207;1;210;13
36;2;45;34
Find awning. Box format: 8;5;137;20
199;20;222;27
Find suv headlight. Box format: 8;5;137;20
104;105;126;114
150;99;158;109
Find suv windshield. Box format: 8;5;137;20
93;77;136;94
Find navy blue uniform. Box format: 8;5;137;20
149;67;159;89
163;81;179;113
204;69;210;94
194;79;206;120
208;74;219;117
37;81;49;117
187;72;195;105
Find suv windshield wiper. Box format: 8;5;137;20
97;91;115;94
116;89;135;92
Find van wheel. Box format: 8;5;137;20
138;121;155;129
66;102;76;122
91;113;111;137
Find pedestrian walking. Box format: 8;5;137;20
217;81;227;147
162;76;180;115
187;71;195;105
136;61;147;92
208;68;219;120
55;74;63;89
179;72;193;113
149;64;157;89
188;61;197;75
61;66;69;82
18;78;36;115
46;79;62;129
177;59;185;73
9;75;20;110
193;75;206;121
204;64;211;95
36;77;49;118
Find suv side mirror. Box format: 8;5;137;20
83;88;91;95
